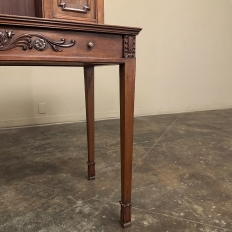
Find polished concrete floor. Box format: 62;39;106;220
0;109;232;232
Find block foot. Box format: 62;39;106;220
120;201;132;228
87;162;95;180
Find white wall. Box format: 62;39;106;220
1;0;232;128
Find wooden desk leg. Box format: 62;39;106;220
84;66;95;180
119;59;136;228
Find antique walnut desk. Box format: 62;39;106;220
0;0;141;228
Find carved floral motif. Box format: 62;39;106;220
124;35;136;58
0;31;75;52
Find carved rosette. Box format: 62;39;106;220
0;31;75;52
124;35;136;58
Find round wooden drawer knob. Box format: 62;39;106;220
88;42;94;48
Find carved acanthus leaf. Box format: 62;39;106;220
0;31;75;52
124;35;136;58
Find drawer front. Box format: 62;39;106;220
0;28;123;63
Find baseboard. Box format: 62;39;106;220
0;111;120;129
134;104;232;117
1;104;232;129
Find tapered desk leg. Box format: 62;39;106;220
119;59;136;228
84;66;95;180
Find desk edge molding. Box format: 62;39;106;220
0;14;142;36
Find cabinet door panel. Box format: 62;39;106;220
10;0;25;16
53;0;96;22
0;1;11;15
25;0;36;16
0;0;35;17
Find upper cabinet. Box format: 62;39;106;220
0;0;104;24
36;0;104;23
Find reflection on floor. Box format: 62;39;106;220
0;109;232;232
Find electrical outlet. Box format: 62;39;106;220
38;103;46;114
